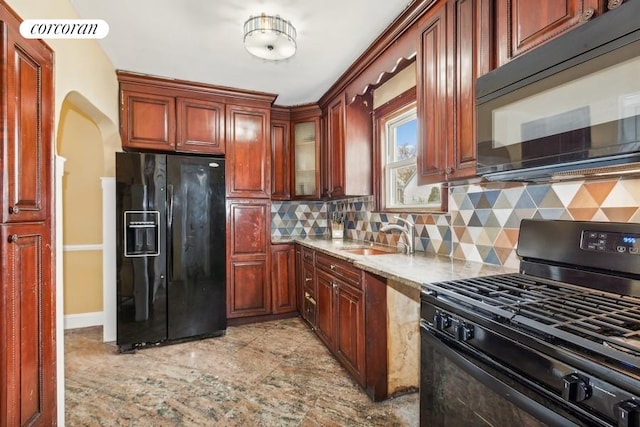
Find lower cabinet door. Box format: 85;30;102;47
270;244;296;314
335;280;365;384
1;222;55;426
315;269;335;349
227;258;270;318
226;199;270;318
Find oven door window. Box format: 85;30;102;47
420;323;584;427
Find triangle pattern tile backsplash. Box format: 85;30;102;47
271;177;640;269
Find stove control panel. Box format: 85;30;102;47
581;230;639;255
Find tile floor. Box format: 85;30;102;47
65;317;419;426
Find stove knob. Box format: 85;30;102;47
562;373;592;403
455;323;474;341
617;400;640;427
434;312;451;330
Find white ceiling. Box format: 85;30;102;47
69;0;414;106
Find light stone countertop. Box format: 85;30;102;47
285;236;518;292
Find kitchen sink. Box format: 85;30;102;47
341;247;397;256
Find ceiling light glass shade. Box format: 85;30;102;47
243;14;297;61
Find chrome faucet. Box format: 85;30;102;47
379;216;415;254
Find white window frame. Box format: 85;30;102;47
380;101;442;211
384;104;418;209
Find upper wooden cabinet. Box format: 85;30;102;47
270;107;291;200
226;104;271;198
176;97;225;153
291;105;321;199
270;103;322;200
324;95;346;198
118;72;276;157
120;85;224;155
494;0;603;68
416;0;489;185
322;92;372;198
120;89;176;151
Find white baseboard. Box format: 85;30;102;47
64;311;103;330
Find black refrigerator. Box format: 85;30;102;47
115;152;226;352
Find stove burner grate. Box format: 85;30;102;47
428;273;640;355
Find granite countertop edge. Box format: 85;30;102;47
277;236;517;292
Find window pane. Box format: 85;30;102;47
389;164;441;208
394;118;417;161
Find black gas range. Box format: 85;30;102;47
420;219;640;427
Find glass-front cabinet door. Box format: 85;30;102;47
291;105;321;199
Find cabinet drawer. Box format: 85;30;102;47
302;246;315;264
302;262;315;294
303;291;317;327
315;252;362;289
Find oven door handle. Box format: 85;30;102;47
420;321;581;427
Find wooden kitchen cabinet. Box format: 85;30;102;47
0;2;56;424
1;223;55;426
315;268;336;348
119;79;225;155
335;278;366;384
226;104;271;198
176;97;225;153
2;21;53;225
322;92;372;198
295;246;304;314
297;245;317;328
324;95;345;198
270;107;291;200
305;249;387;400
119;72;278;158
301;261;317;327
494;0;603;68
270;104;321;200
226;200;270;318
270;244;297;314
315;252;365;382
416;0;489;184
119;88;176;151
291;104;321;199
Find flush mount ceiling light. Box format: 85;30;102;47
243;13;297;61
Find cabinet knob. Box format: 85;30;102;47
580;7;595;21
8;205;20;214
305;277;312;282
445;167;454;175
607;0;622;10
330;264;336;270
8;234;19;243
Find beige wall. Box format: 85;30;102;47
61;104;104;244
63;251;103;314
60;103;104;314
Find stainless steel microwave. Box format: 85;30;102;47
476;1;640;182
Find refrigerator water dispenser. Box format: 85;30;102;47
124;211;160;257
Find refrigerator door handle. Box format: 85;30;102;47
167;184;174;281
